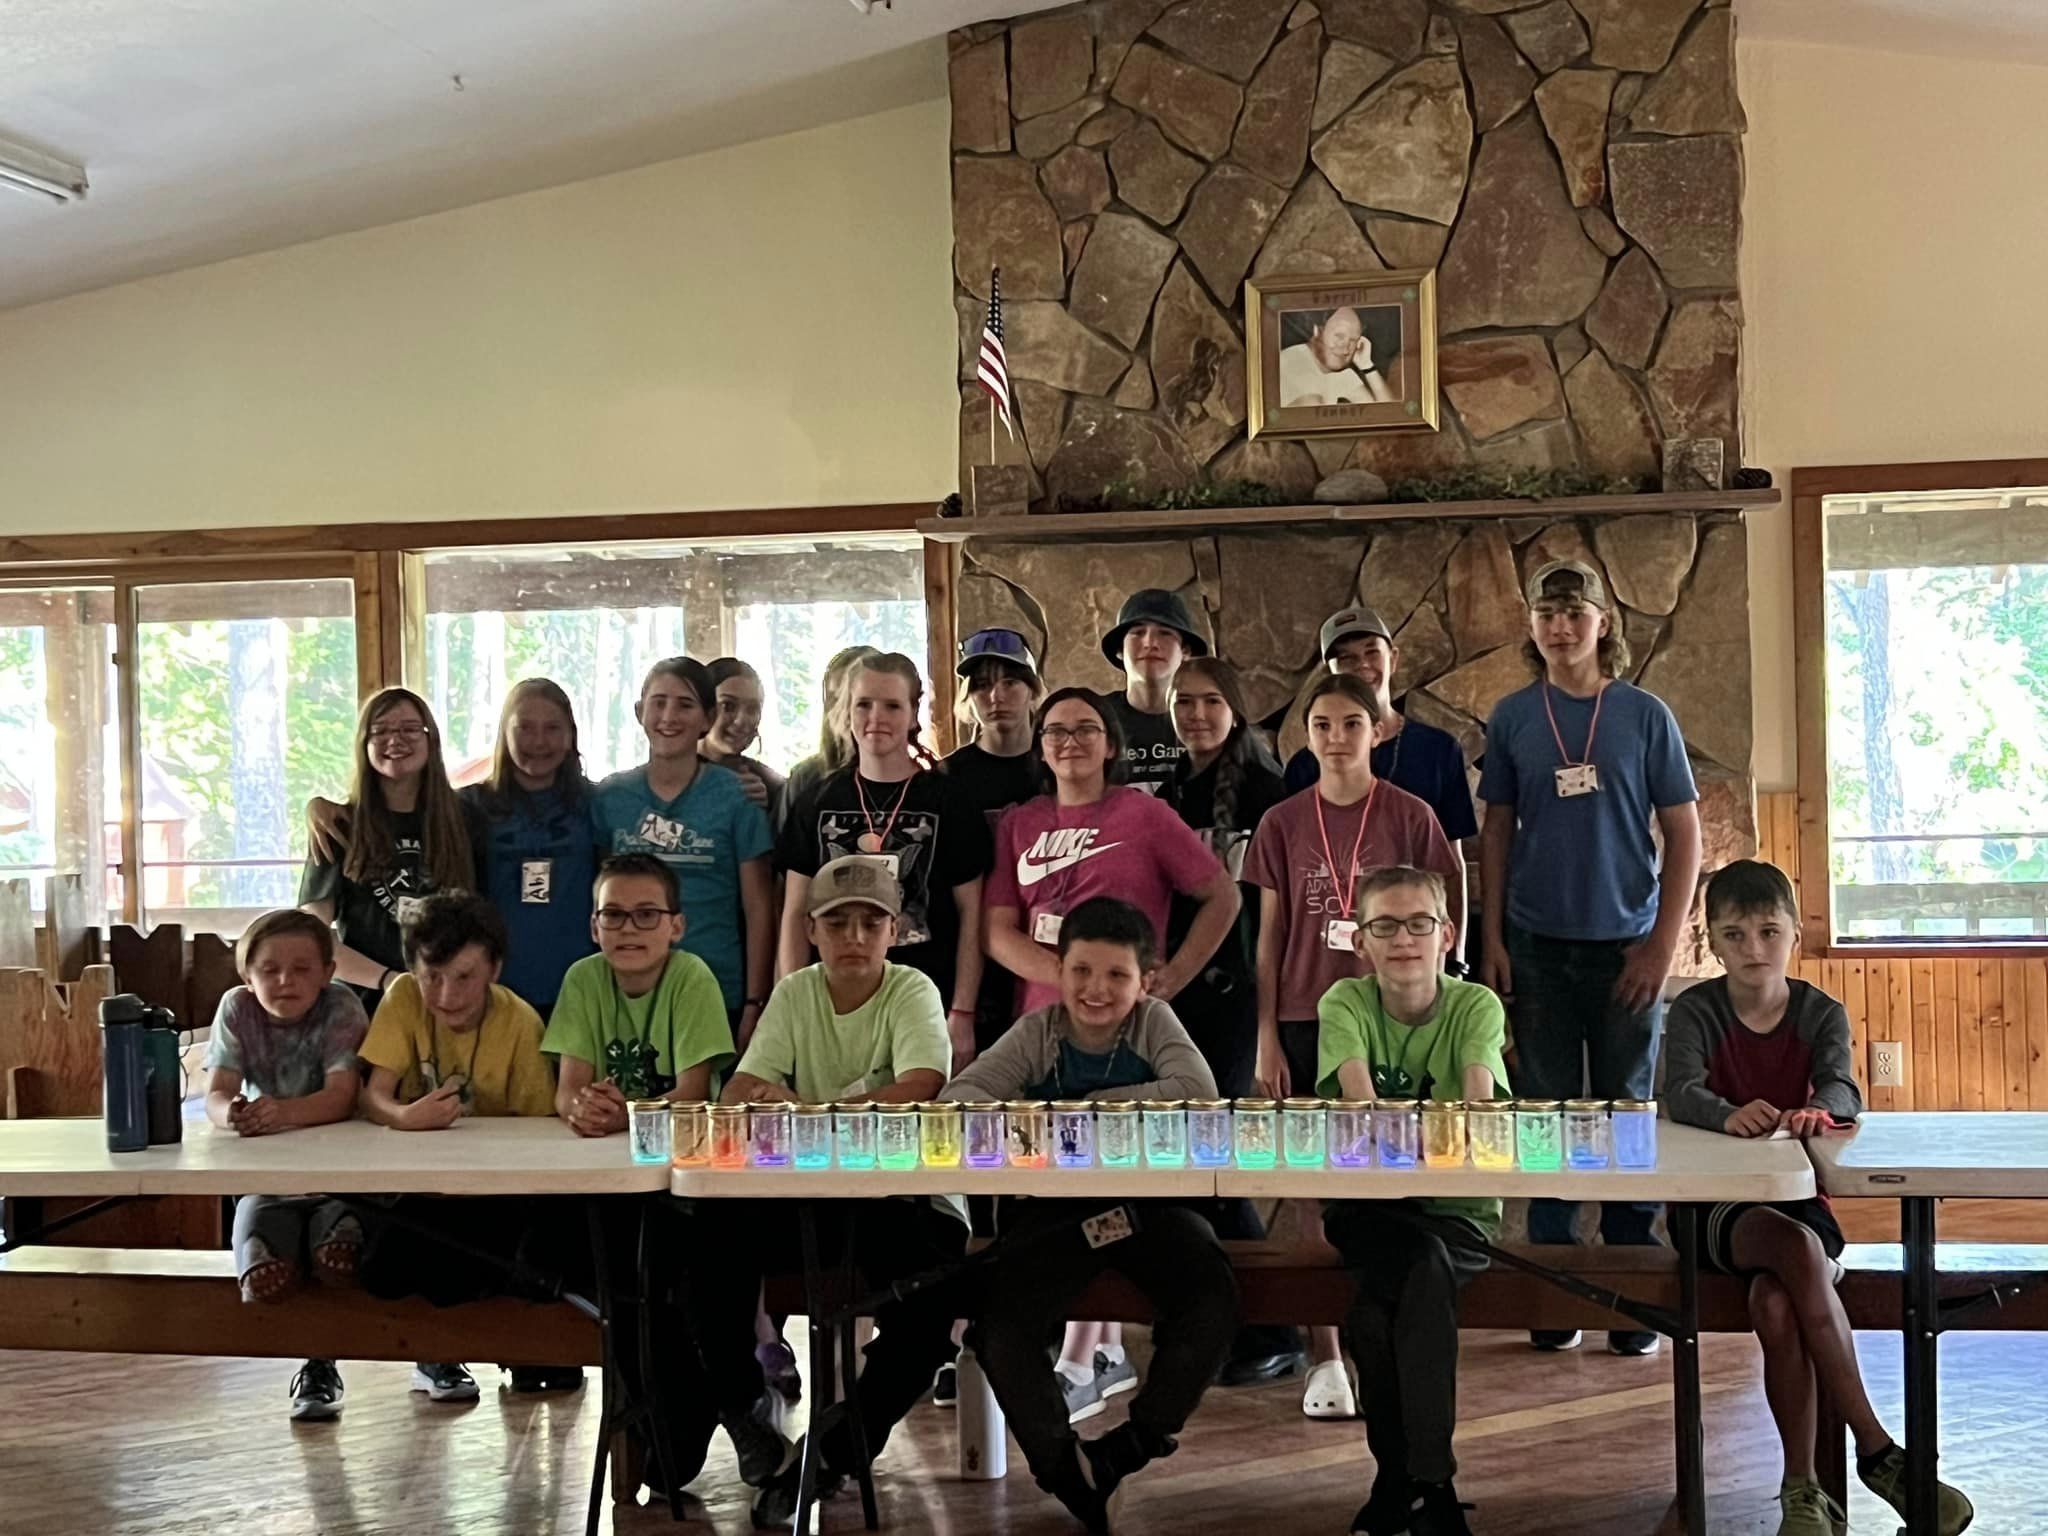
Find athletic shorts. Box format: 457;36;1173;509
1697;1197;1845;1277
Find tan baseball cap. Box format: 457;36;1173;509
1524;558;1611;610
808;855;903;918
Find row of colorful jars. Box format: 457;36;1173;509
640;1096;1658;1172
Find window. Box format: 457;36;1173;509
133;580;360;930
0;587;124;923
422;537;927;778
1819;485;2048;942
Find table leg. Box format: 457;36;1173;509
1902;1195;1940;1536
1670;1202;1707;1536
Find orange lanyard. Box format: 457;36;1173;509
1541;681;1608;768
1312;783;1376;923
854;770;916;850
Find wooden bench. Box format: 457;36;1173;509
8;1238;2048;1515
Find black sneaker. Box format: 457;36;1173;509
409;1362;479;1402
1406;1479;1475;1536
289;1358;344;1422
932;1363;959;1406
1352;1468;1412;1535
749;1437;843;1530
508;1365;587;1393
723;1392;796;1487
1607;1330;1661;1357
1528;1329;1582;1352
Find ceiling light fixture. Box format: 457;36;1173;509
0;136;88;204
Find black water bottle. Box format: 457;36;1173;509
100;993;150;1153
143;1011;184;1146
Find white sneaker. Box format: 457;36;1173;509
1302;1359;1357;1420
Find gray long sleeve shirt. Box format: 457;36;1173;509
1663;977;1863;1132
938;998;1218;1104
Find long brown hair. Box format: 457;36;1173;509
1170;656;1267;832
342;688;474;892
1521;612;1631;678
483;678;584;811
851;653;938;769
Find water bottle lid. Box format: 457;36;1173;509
98;992;149;1026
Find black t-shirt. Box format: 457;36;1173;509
942;741;1042;1046
298;800;490;991
1102;692;1186;795
1164;756;1288;984
776;766;993;1004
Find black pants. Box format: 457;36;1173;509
1323;1202;1489;1486
685;1197;967;1470
979;1199;1237;1485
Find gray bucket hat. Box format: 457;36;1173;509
1100;588;1209;669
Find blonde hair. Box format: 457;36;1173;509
484;678;582;808
815;644;882;773
1354;864;1448;920
342;688;474;893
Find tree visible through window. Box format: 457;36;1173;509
1823;487;2048;940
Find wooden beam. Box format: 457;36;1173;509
920;488;1782;544
352;552;384;702
0;502;932;568
132;579;355;624
925;541;960;756
1826;503;2048;571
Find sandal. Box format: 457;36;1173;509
1302;1358;1357;1420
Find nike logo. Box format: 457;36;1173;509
1017;828;1123;885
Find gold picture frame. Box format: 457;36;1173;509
1245;268;1438;439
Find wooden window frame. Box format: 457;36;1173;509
1792;458;2048;960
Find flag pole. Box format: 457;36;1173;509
989;266;1000;468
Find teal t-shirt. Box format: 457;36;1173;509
736;963;951;1104
1317;973;1512;1235
541;951;736;1100
588;763;774;1011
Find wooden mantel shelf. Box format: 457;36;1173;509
919;487;1781;543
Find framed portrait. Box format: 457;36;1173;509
1244;268;1438;439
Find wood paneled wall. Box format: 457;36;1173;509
1759;791;2048;1111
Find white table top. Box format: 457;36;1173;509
0;1118;673;1196
1217;1122;1816;1202
1809;1112;2048;1199
672;1164;1214;1199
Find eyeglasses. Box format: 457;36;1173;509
596;906;678;930
367;724;428;743
1362;915;1446;939
1042;724;1106;746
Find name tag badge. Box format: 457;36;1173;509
1554;764;1602;798
1081;1207;1135;1250
520;859;552;904
1325;918;1360;952
1033;910;1065;945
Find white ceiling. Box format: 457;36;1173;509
1740;0;2048;66
0;0;1067;311
1;0;2040;314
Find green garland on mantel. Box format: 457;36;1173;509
1082;466;1652;513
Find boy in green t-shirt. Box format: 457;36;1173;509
1318;865;1509;1536
692;856;965;1529
543;854;735;1134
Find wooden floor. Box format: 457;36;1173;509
3;1323;2046;1535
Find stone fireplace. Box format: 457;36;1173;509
942;0;1757;968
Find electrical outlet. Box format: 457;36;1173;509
1871;1042;1905;1087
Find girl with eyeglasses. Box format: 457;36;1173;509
300;688;486;1009
984;685;1240;1425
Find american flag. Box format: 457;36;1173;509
977;267;1015;440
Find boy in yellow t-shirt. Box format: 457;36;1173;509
360;892;553;1123
357;891;554;1403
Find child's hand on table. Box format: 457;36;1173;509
569;1081;628;1137
401;1080;465;1131
1724;1099;1781;1138
1779;1107;1842;1139
229;1095;282;1137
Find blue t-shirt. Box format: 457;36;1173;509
1477;679;1697;942
1283;710;1478;842
588;764;774;1010
462;781;598;1011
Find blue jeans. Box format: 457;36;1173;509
1508;926;1662;1249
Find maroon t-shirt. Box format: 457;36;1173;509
1244;780;1461;1022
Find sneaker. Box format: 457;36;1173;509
723;1391;798;1487
748;1437;844;1530
1041;1439;1114;1535
1529;1329;1582;1351
289;1359;344;1422
1351;1468;1412;1535
1302;1358;1358;1420
932;1363;959;1406
1775;1477;1847;1536
1094;1350;1138;1400
410;1362;479;1402
1406;1478;1475;1536
1857;1443;1974;1536
1608;1330;1661;1357
1061;1365;1105;1424
508;1365;586;1393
